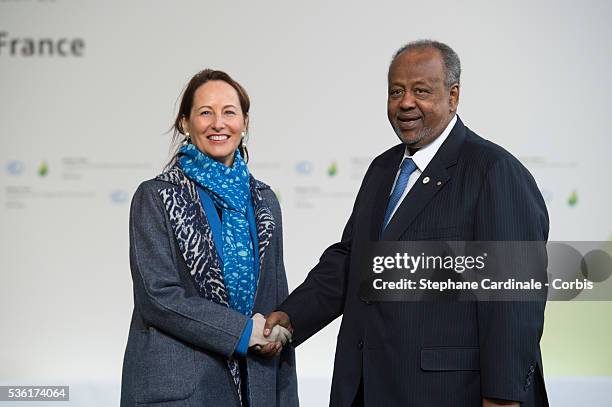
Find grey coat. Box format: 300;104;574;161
121;167;298;407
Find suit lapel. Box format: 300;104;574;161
381;155;450;240
156;166;230;306
250;177;275;271
370;145;406;239
381;117;467;241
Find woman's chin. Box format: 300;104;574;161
195;144;237;163
210;151;236;166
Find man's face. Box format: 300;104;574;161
387;47;459;149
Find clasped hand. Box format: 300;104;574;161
249;313;292;357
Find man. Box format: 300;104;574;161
266;40;549;406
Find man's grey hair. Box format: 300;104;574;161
390;40;461;88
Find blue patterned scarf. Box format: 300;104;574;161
178;144;256;316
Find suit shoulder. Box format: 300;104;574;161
461;128;528;174
372;144;404;165
362;144;405;179
258;183;281;214
130;178;179;217
134;178;177;196
258;183;279;205
249;174;280;205
252;178;283;227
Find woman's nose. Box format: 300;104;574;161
212;114;225;130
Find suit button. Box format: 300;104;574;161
358;340;364;349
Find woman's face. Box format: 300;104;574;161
182;80;247;167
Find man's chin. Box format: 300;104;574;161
396;129;429;147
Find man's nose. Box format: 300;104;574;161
399;92;416;110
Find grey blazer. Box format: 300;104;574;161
121;166;298;407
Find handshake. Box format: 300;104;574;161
249;312;293;357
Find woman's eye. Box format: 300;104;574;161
200;111;211;116
225;111;236;115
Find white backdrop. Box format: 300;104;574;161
1;0;611;405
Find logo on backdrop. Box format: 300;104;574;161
0;31;85;57
295;161;313;175
327;161;338;177
567;190;578;207
110;190;128;205
5;160;25;175
38;161;49;177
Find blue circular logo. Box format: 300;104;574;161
110;190;128;204
295;161;313;174
6;160;25;175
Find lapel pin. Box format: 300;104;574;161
422;176;430;184
436;181;442;186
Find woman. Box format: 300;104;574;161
121;69;298;407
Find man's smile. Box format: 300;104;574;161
396;115;422;130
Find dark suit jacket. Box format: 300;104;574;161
279;117;549;407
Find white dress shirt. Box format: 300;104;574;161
386;114;457;222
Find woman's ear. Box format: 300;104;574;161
180;116;190;135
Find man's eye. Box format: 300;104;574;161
415;88;429;95
390;89;404;97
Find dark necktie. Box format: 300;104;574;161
382;158;417;231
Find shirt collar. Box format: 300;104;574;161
404;114;457;172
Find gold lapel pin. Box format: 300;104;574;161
422;176;430;184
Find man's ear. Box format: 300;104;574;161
449;84;460;113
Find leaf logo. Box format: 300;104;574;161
567;190;578;207
327;161;338;177
38;161;49;177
